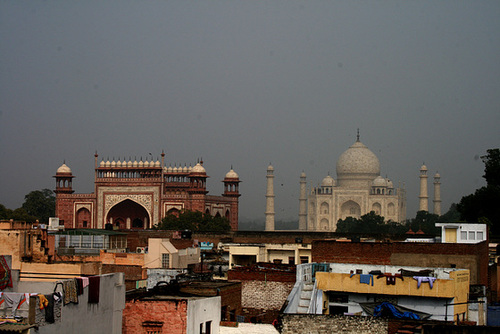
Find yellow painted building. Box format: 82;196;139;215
284;263;471;323
316;269;470;321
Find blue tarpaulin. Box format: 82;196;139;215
374;302;421;320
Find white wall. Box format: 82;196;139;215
186;296;221;334
18;273;125;334
436;223;487;244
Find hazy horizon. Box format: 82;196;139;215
1;1;499;225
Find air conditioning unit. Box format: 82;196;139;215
136;247;146;254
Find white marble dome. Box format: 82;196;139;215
321;175;335;187
336;140;380;188
372;175;388;187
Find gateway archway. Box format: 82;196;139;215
106;199;150;229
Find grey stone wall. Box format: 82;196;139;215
242;281;294;310
280;314;387;334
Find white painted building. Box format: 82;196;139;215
436;223;487;244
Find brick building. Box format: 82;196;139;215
311;240;488;285
178;281;242;322
228;263;296;323
123;294;220;334
54;153;240;231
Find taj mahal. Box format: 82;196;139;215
265;133;441;232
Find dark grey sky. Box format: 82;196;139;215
1;1;499;224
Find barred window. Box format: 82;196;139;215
162;253;170;268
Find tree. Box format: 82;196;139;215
336;211;394;234
156;210;231;232
438;203;460;222
407;210;440;235
21;189;55;223
482;149;500;187
457;148;500;235
0;204;12;220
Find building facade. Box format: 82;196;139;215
303;136;406;231
54;153;240;230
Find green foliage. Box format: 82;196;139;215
482;149;500;187
156;210;231;232
457;148;500;235
336;211;407;235
0;204;11;220
407;210;440;235
438;203;460;222
21;189;55;223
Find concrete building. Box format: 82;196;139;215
311;240;488;286
54;153;240;231
302;135;406;231
285;262;473;323
224;242;311;268
0;257;125;334
228;263;296;324
436;223;487;244
145;238;200;270
123;293;221;334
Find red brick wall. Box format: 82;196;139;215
122;299;188;334
101;264;143;290
228;269;296;283
312;240;489;285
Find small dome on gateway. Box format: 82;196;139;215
225;168;239;179
191;163;206;174
57;163;72;174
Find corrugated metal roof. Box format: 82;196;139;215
0;320;34;333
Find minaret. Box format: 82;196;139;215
265;164;275;231
223;166;241;231
419;164;429;212
299;171;307;230
433;172;442;216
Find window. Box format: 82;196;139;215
329;305;348;315
469;231;476;240
205;321;212;334
477;231;484;240
328;293;348;303
461;231;468;240
142;321;163;334
300;256;309;264
162;253;170;268
199;321;212;334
